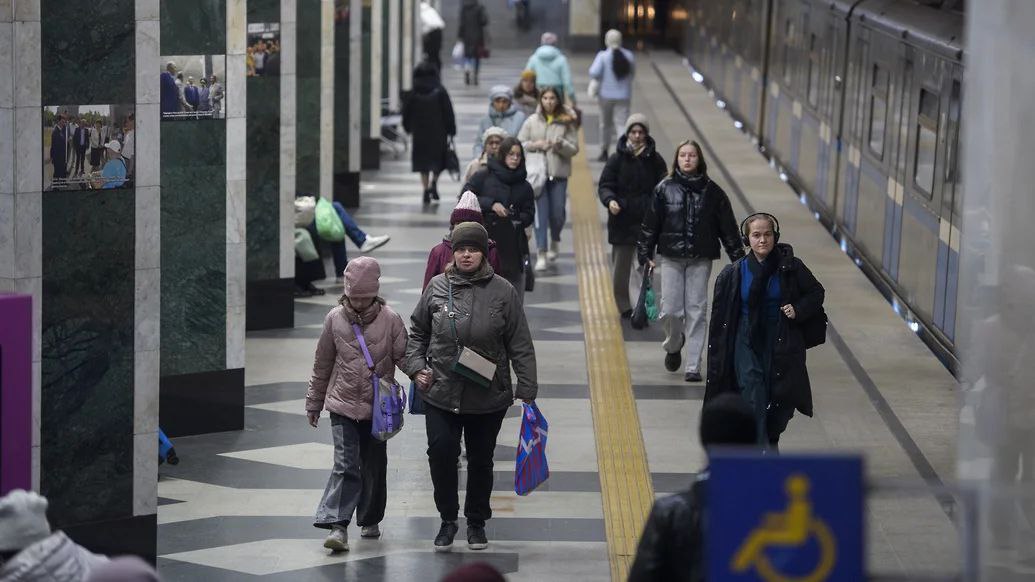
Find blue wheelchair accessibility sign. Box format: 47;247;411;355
708;453;863;581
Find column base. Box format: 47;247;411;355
160;368;245;437
334;171;361;208
63;513;157;564
361;137;381;170
246;277;295;331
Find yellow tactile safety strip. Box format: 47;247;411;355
569;132;655;580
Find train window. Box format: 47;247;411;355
914;88;940;195
807;33;820;107
945;80;961;185
868;64;889;158
782;19;795;84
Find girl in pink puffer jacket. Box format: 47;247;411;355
305;256;408;552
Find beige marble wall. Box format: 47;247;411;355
387;0;399;111
318;0;334;199
568;0;600;37
369;0;381;137
348;0;361;173
401;0;412;92
279;0;296;278
226;0;247;370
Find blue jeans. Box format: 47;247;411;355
535;178;568;250
328;202;367;276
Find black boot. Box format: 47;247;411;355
422;189;431;204
464;71;471;85
430;182;440;201
597;149;609;162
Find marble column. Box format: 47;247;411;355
387;0;400;111
568;0;599;51
245;0;293;331
957;1;1035;576
332;0;361;206
401;0;413;92
280;0;296;288
360;0;381;170
158;0;245;438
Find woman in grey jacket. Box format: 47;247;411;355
404;221;538;553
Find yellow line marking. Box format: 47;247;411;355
569;131;656;581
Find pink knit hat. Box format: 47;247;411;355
343;256;381;299
451;191;483;226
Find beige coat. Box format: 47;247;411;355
305;301;408;421
517;105;580;179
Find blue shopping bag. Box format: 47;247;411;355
514;402;549;495
408;381;426;415
158;428;179;465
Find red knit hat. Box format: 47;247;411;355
451;191;483;225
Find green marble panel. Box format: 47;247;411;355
246;75;280;281
333;9;351;174
41;189;135;527
361;6;371;137
248;0;279;21
296;0;321;194
160;122;227;377
381;0;389;100
41;0;135;105
160;0;227;56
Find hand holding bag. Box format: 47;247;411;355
515;402;549;495
447;279;498;387
443;137;461;182
631;266;656;330
352;323;405;441
451;41;465;67
407;380;425;415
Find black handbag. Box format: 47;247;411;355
800;307;828;349
631;267;653;330
443;137;461;181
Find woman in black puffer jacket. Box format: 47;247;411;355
637;140;744;382
463;137;536;302
597;113;667;317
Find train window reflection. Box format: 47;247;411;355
783;19;795;84
807;33;819;107
945;80;961;185
868;64;889;158
915;88;940;195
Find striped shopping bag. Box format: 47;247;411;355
514;402;549;495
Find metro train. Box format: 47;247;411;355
673;0;964;369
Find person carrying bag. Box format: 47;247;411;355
306;257;408;552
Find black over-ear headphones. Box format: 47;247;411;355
739;212;781;247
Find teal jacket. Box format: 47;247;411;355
525;46;575;103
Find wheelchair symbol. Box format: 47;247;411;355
731;474;837;582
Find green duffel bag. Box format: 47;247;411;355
314;197;345;242
294;228;320;262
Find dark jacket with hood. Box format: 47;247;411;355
704;243;825;416
597;135;668;246
637;170;745;265
463;158;536;279
458;0;488;58
404;261;538;414
402;63;456;172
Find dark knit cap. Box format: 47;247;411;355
451;221;489;255
699;393;758;448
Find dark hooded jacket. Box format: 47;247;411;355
637;170;745;265
463;158;536;280
597;135;668;246
457;0;488;58
404;261;538;414
402;63;456;172
704;243;825;416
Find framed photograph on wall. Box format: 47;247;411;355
43;104;136;192
160;55;228;120
247;22;281;77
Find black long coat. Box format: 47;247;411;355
458;0;488;58
597;135;668;246
464;158;536;279
704;243;825;416
402;70;456;173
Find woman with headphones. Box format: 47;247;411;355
703;213;825;450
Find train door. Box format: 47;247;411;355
934;69;963;341
795;1;822;197
817;5;847;213
835;28;867;233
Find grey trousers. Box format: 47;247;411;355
598;98;631;151
659;256;713;373
611;244;637;314
313;413;387;529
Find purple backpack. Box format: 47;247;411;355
352;323;406;441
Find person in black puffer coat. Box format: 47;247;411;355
463;136;536;303
704;213;825;450
597;113;667;317
637;140;744;383
402;61;456;204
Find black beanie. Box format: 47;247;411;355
451;221;489;256
699;393;758;448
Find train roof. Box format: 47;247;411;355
853;0;964;61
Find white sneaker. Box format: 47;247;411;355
360;525;381;538
547;241;559;263
534;255;548;272
359;234;391;253
323;526;349;552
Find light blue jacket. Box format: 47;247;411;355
525;46;575;103
588;47;635;101
474;105;526;156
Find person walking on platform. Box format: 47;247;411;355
464;126;507;182
423;191;504;290
473;86;525;157
420;1;445;71
525;32;576;106
458;0;488;86
588;29;635;162
519;87;579;272
405;222;538;552
402;61;457;204
306;257;408;552
704;213;825;450
628;393;759;582
513;70;540;117
637;140;744;382
463;137;536;301
597;113;667;318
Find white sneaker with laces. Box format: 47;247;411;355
534;255;548;272
360;525;381;538
323;526;349;552
360;234;391;253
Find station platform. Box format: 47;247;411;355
154;49;960;580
